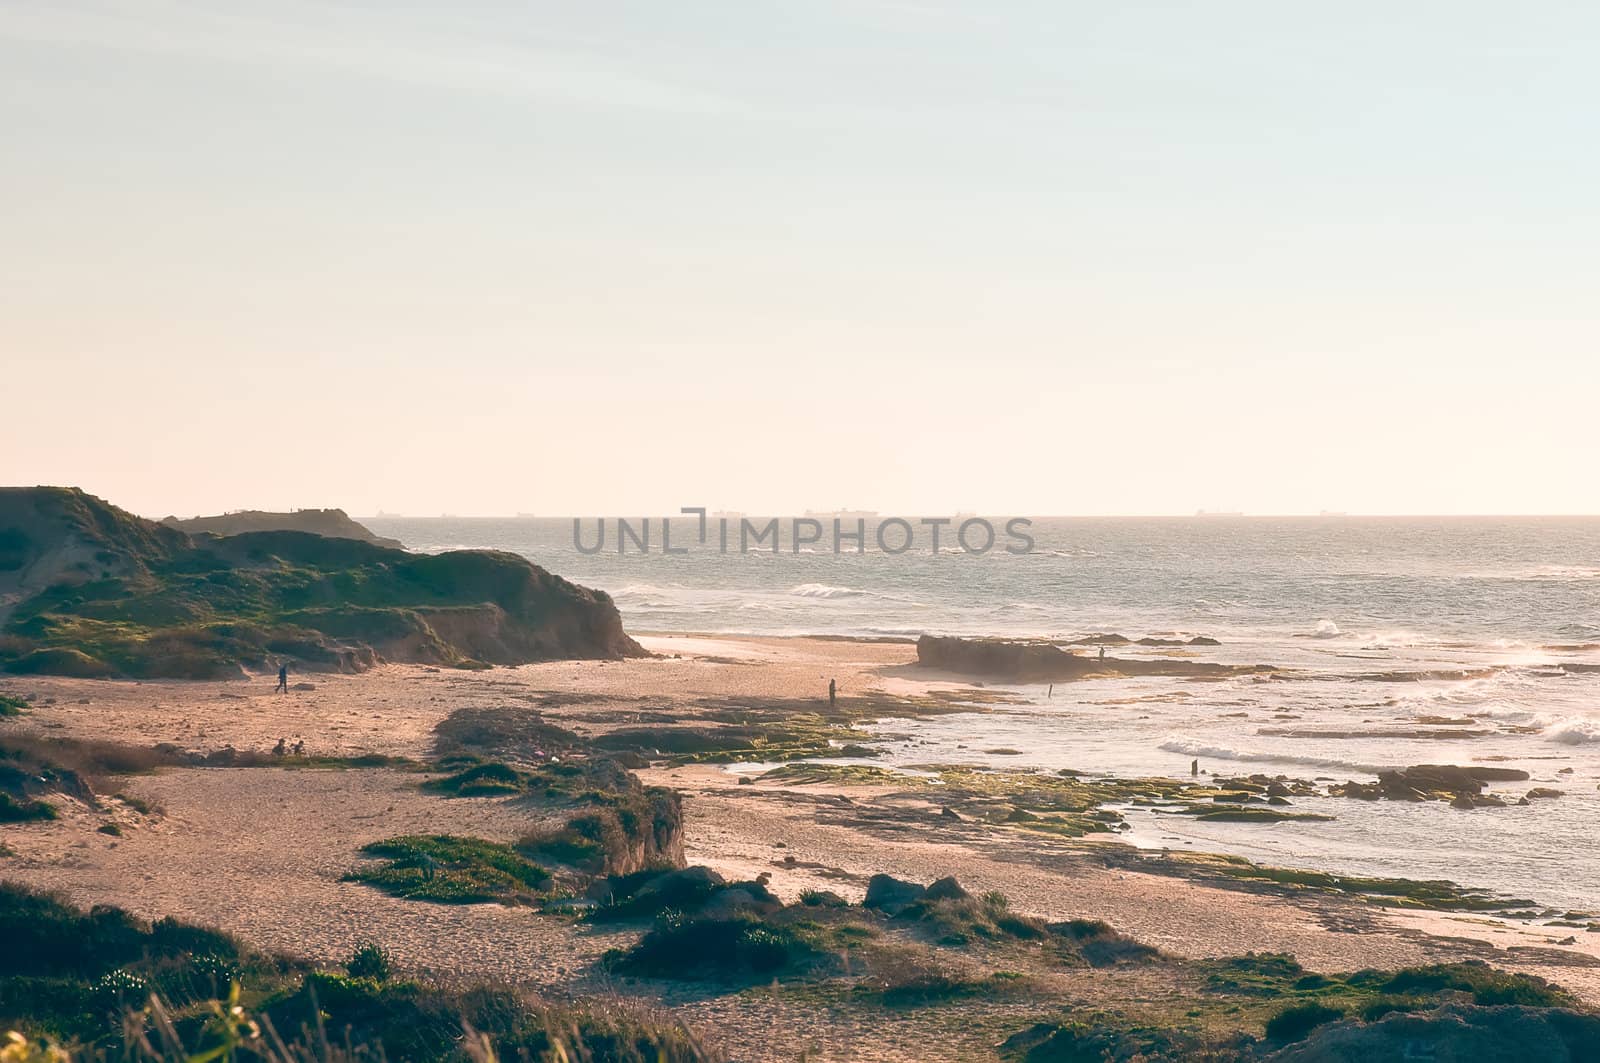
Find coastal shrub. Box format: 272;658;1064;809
1048;919;1161;967
344;835;550;905
1200;952;1307;995
587;866;782;923
0;694;27;717
0;884;715;1060
607;915;821;981
1264;1001;1344;1042
1372;961;1573;1007
0;795;56;823
422;760;530;796
346;942;392;982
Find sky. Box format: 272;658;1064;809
2;1;1597;518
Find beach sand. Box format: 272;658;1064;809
5;634;1599;1059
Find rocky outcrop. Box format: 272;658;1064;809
0;487;644;678
163;508;404;549
1334;764;1531;807
915;635;1270;682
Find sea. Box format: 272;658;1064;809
365;515;1600;911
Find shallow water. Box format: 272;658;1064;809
367;516;1600;908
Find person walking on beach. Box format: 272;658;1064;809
276;664;289;694
828;678;837;709
1098;645;1106;662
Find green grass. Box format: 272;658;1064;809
1;489;635;678
0;694;27;717
607;915;824;982
343;835;551;904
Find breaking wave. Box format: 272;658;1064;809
1157;736;1383;775
790;583;868;599
1542;718;1600;745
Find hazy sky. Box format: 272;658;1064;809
3;1;1597;517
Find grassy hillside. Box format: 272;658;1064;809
0;488;642;678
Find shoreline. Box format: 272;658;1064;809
6;633;1600;1056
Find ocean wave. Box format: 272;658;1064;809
1467;565;1600;583
1310;620;1342;639
790;583;868;599
1157;736;1382;774
1542;718;1600;745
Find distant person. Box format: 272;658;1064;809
291;739;305;756
1098;645;1106;662
273;738;287;757
275;664;289;693
828;678;837;709
1191;759;1199;777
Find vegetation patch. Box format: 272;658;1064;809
0;794;58;823
431;705;585;762
0;884;713;1060
1203;854;1535;912
1264;1000;1345;1042
607;914;825;982
0;695;27;717
344;835;551;905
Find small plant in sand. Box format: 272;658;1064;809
344;835;551;905
346;942;392;982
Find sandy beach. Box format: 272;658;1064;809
6;634;1600;1059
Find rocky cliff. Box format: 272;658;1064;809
0;487;643;678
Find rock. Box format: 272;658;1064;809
1268;796;1291;806
923;876;970;901
915;634;1270;682
1376;764;1530;802
1187;636;1222;646
1558;767;1574;774
800;890;849;908
1005;806;1038;822
939;806;963;820
1451;792;1477;809
1266;781;1292;798
864;874;926;914
737;776;754;785
1526;788;1565;799
291;682;316;691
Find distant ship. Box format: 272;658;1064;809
805;509;879;520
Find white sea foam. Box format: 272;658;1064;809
1311;620;1342;639
790;583;867;599
1542;718;1600;745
